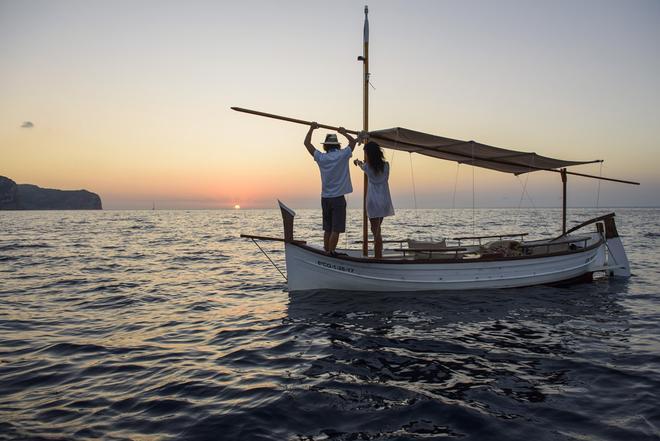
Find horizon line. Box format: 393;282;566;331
18;204;657;211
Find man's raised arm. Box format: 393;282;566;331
304;122;320;157
337;127;357;152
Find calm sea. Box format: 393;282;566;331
1;208;659;440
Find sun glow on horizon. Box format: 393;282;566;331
234;204;241;209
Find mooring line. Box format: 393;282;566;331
251;238;287;281
596;161;603;208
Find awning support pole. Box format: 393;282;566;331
561;168;568;234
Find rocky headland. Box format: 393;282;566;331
0;176;102;210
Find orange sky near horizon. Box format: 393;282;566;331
1;1;658;209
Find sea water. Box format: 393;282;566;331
1;208;659;440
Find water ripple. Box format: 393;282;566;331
0;208;658;440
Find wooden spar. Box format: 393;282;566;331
231;107;639;186
561;168;568;234
230;107;359;135
240;233;306;244
361;5;369;257
377;137;640;185
559;169;639;186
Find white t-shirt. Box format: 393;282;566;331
313;147;353;198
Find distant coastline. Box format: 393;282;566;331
0;176;102;210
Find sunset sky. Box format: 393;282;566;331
1;0;659;209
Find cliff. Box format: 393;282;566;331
0;176;102;210
0;176;20;209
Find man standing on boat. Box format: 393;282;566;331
304;122;358;255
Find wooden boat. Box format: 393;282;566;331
273;202;630;292
237;6;638;292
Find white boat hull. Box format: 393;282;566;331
284;241;607;292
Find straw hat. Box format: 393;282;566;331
322;134;341;146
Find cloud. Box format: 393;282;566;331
21;121;34;128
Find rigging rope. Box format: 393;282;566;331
251;239;287;282
513;155;550;236
471;143;476;237
409;152;421;228
516;155;534;228
596;162;603;208
513;175;551;236
450;163;460;226
409;153;418;211
516;173;531;210
514;173;533;229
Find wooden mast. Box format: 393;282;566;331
360;5;370;256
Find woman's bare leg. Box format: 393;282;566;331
370;217;383;258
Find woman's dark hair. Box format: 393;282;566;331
364;141;386;175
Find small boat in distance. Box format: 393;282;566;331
236;6;639;292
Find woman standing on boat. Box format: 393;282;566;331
354;141;394;258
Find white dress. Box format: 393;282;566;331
361;162;395;219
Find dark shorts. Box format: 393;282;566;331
321;196;346;233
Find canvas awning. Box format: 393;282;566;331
368;127;601;175
230;106;638;185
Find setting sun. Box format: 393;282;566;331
234;204;241;209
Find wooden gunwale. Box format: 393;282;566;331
386;247;468;253
240;234;306;244
291;236;604;265
453;232;528;241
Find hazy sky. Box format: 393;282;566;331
1;0;659;209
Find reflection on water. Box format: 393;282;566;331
282;284;638;439
0;208;658;440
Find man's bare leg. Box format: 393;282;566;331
328;231;340;253
324;231;331;252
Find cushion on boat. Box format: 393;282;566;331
483;240;523;257
407;238;447;250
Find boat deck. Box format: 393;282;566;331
335;234;597;261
